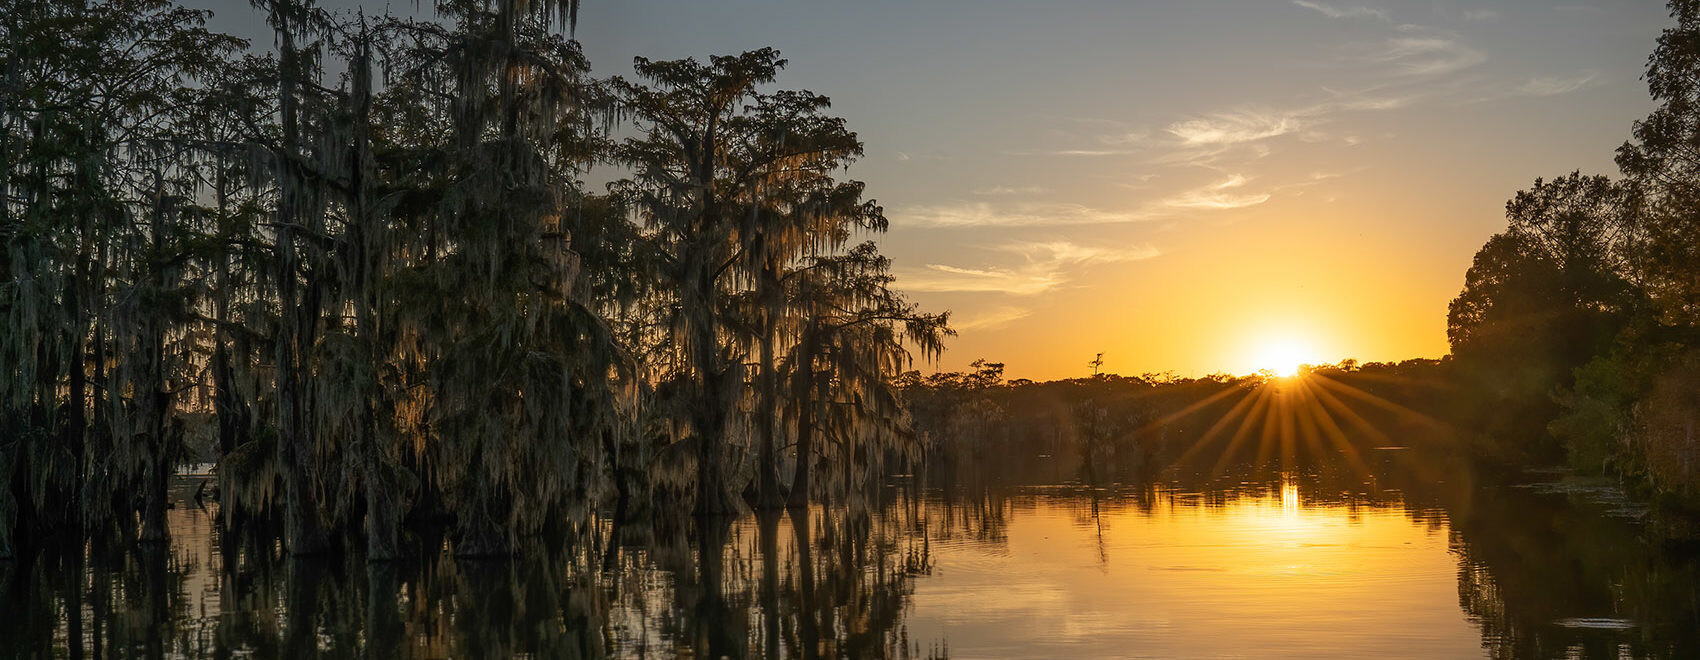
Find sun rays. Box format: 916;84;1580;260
1161;369;1451;482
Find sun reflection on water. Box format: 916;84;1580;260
907;481;1477;658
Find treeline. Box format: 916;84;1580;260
0;0;947;559
900;358;1455;487
1444;0;1700;506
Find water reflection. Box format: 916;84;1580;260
4;454;1697;658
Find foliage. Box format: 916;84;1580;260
0;0;947;559
1445;0;1700;503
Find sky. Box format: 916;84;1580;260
197;0;1673;380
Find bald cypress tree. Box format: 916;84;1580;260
612;49;790;515
612;51;950;512
1;0;242;554
378;1;619;554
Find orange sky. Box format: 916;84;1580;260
195;0;1675;380
193;0;1669;380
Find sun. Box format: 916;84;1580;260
1255;337;1315;378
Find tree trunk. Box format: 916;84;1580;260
693;383;737;515
138;434;168;543
788;395;813;509
364;434;401;560
689;254;739;516
273;23;327;556
139;176;170;544
348;30;398;563
211;159;246;462
65;257;86;525
754;320;784;509
787;331;819;509
455;451;511;557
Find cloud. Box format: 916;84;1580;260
971;185;1047;196
1462;9;1498;21
899;173;1284;229
1051;149;1139;156
1462;70;1604;105
1025;17;1490;176
1162;174;1273;210
899;264;1065;295
1162;174;1271;210
1336;93;1418;111
898;240;1159;296
1512;71;1600;96
1005;148;1141;157
999;240;1161;264
1166;109;1312;146
1292;0;1389;21
1269;169;1358;194
954;305;1034;331
1375;33;1485;77
895;202;1151;228
1099;130;1154;146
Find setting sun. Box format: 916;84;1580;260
1255;337;1318;377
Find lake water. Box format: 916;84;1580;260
5;452;1698;658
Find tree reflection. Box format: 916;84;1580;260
7;458;1697;658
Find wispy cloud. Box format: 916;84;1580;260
900;263;1065;295
1462;70;1604;105
1292;0;1389;21
1462;9;1499;21
1333;91;1419;111
1512;71;1600;96
1270;170;1358;194
896;202;1150;228
1099;130;1154;146
1167;108;1313;146
900;171;1288;229
1004;148;1141;157
993;18;1501;229
954;305;1034;331
1375;32;1485;77
898;240;1159;295
999;240;1160;264
972;185;1047;196
1161;174;1272;210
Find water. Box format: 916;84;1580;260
5;453;1698;658
906;484;1476;657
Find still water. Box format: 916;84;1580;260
5;454;1698;658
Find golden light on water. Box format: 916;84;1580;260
906;482;1481;657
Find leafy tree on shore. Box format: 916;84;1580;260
1452;0;1700;499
